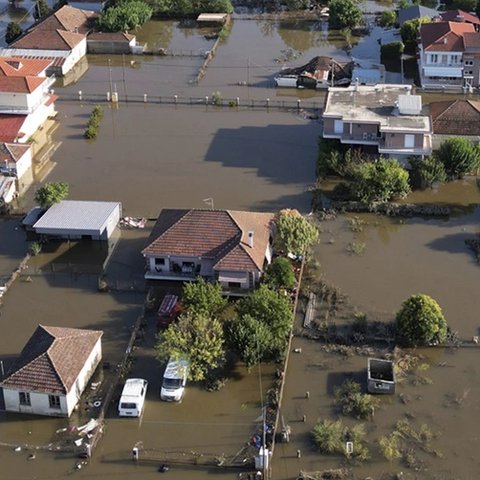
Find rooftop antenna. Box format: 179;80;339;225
203;198;214;209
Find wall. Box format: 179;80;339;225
101;203;121;239
322;117;336;135
87;40;133;55
383;132;424;148
3;389;68;416
62;38;87;75
217;270;249;289
11;146;32;179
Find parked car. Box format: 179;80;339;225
118;378;148;416
160;357;189;402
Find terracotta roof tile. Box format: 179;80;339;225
440;9;480;25
0;57;52;77
430;99;480;135
0;115;27;142
0;142;30;163
143;209;274;273
12;28;85;51
0;325;103;394
30;5;97;34
463;31;480;48
421;21;475;51
0;76;46;93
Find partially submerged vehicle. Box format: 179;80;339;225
157;293;181;330
118;378;148;416
160;357;189;402
367;358;395;394
274;56;353;90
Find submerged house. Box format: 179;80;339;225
322;84;432;157
0;325;103;417
142;209;275;295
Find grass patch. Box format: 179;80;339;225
347;241;366;256
335;379;379;420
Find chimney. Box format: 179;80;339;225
247;231;254;248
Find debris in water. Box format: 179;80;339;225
14;446;21;452
158;464;169;472
28;453;36;460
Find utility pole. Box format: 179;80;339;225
108;58;113;96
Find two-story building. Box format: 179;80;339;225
419;21;480;89
322;84;432;157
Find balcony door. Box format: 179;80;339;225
404;134;415;149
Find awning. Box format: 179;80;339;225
423;67;462;78
218;271;248;283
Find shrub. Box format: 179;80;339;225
35;182;69;208
5;22;22;45
30;242;42;256
275;209;319;256
335;379;379;419
329;0;363;30
379;11;397;28
396;294;448;346
211;91;222;106
436;137;480;178
401;17;430;54
97;0;152;32
380;42;404;72
265;257;296;289
84;105;104;139
409;155;447;188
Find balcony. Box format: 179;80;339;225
379;136;432;156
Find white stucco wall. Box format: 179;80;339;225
61;38;87;75
101;203;121;239
9;146;32;179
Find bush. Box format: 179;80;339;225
5;22;22;45
401;17;430;54
436;137;480;178
211;91;222;106
409;155;447;188
379;11;397;28
275;209;319;256
396;294;448;346
182;277;227;316
84;105;104;139
317;139;366;179
265;257;296;289
335;379;379;419
380;42;404;72
351;158;411;204
35;182;69;208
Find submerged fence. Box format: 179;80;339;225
58;92;324;113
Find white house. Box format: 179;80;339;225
142;209;275;295
0;325;103;417
0;143;32;179
33;200;122;240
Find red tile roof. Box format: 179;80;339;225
0;115;27;142
420;21;475;51
429;99;480;135
0;57;52;77
143;209;274;272
30;5;97;34
463;31;480;48
0;142;30;163
0;76;46;93
87;31;135;42
12;28;85;51
0;325;102;394
440;9;480;25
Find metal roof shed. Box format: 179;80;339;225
33;200;121;240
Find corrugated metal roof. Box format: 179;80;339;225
33;200;120;232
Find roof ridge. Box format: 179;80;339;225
436;99;458;119
466;99;480;113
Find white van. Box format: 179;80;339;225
160;357;189;402
118;378;148;417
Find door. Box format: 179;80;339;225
404;134;415;149
334;119;343;134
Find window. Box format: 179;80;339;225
404;134;415;149
228;282;241;288
19;392;31;406
449;54;459;64
465;70;473;76
430;54;438;64
155;258;165;265
465;60;473;66
333;119;343;134
49;395;61;409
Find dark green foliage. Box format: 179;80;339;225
379;11;397;28
156;311;225;381
396;294;448;346
328;0;363;29
401;17;429;53
84;105;104;139
265;257;296;289
235;284;293;361
5;22;22;45
284;0;310;10
335;379;379;419
97;0;152;32
351;158;411;203
34;0;51;20
436;137;480;178
34;182;69;208
451;0;477;10
146;0;233;16
380;42;404;71
317;139;367;179
226;314;274;368
275;209;319;256
182;277;227;316
409;155;447;188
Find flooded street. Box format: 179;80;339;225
1;7;480;480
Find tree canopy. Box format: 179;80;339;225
275;209;319;256
409;155;447;189
436;137;480;178
265;257;296;289
34;0;51;20
396;294;448;346
145;0;233;16
35;182;69;209
156;311;225;381
5;22;22;45
378;11;397;28
328;0;363;30
182;277;227;316
235;284;293;360
351;158;411;204
97;0;152;32
400;17;430;53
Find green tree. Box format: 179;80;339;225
436;137;480;178
34;0;51;20
156;311;225;381
275;209;319;256
351;158;411;204
265;257;296;289
182;277;227;316
202;0;233;13
396;294;448;346
379;11;397;28
97;0;152;32
284;0;309;10
409;155;447;188
5;22;22;45
329;0;363;30
236;284;292;360
380;42;404;72
452;0;477;11
34;182;69;209
401;17;430;53
226;314;273;368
